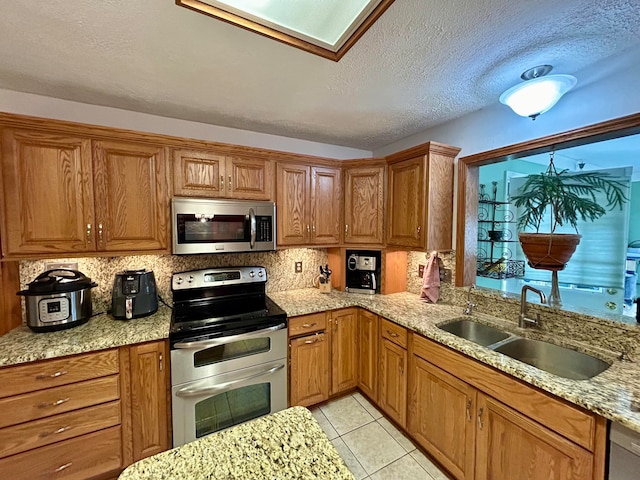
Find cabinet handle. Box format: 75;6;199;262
477;407;484;430
307;225;310;233
228;175;232;188
304;338;318;344
466;399;472;422
40;425;71;438
38;397;70;409
98;223;103;243
159;352;164;372
333;318;338;332
387;330;399;338
36;370;67;380
220;175;224;189
53;462;73;473
417;225;421;236
312;225;316;233
86;223;92;243
345;224;348;234
301;322;317;328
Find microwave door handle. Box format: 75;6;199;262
249;208;256;249
175;363;285;398
173;323;286;350
372;273;377;291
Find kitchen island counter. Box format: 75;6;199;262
118;406;354;480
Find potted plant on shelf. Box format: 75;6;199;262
510;152;628;271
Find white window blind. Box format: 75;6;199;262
509;167;632;289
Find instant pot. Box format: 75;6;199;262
17;269;97;332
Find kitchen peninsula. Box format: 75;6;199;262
118;406;354;480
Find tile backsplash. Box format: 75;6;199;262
406;250;456;303
19;248;328;313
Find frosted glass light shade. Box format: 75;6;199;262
499;74;577;119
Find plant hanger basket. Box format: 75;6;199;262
518;233;580;271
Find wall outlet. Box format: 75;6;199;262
45;262;78;271
440;268;452;283
418;264;425;277
295;261;303;273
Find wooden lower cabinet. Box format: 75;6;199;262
475;394;593;480
330;308;358;395
289;332;330;407
358;309;378;402
379;336;407;427
128;341;169;461
408;354;476;480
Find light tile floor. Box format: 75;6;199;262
310;393;450;480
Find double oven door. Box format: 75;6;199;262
171;322;287;447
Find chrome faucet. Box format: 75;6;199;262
519;285;547;328
463;284;477;315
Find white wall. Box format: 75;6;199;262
0;89;372;160
373;47;640;158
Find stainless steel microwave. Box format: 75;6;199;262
172;197;276;254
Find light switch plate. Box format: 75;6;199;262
295;261;303;273
418;264;425;277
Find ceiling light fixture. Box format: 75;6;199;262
499;65;577;120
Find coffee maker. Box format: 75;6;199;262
345;250;381;294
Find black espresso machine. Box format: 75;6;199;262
345;250;381;294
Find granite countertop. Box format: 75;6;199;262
269;289;640;434
118;406;354;480
0;306;171;366
2;288;640;435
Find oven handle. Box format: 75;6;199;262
249;208;256;249
175;363;285;398
173;322;286;350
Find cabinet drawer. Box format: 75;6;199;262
0;349;119;398
288;313;326;337
412;333;597;451
0;400;121;458
0;425;122;480
0;375;120;428
380;318;407;348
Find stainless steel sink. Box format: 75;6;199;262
493;337;611;380
438;319;511;346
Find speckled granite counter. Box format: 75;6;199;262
118;406;354;480
0;306;171;366
269;289;640;434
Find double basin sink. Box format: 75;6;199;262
438;318;611;380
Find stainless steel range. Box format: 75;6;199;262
169;266;288;447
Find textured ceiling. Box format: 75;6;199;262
0;0;639;150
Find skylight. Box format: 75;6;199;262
176;0;395;61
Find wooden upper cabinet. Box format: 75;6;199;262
276;162;341;246
227;156;273;200
93;140;169;252
173;149;225;197
310;166;341;245
173;149;273;200
344;165;384;244
386;142;460;250
276;163;309;245
0;129;95;256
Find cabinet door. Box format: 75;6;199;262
358;310;379;402
310;166;341;245
289;333;329;407
93;140;169;252
408;355;476;480
173;149;225;197
344;166;384;244
386;156;424;248
330;309;358;395
129;341;169;461
276;163;309;246
0;129;94;256
475;394;593;480
379;337;407;427
227;156;273;200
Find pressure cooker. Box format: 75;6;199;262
17;269;97;332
